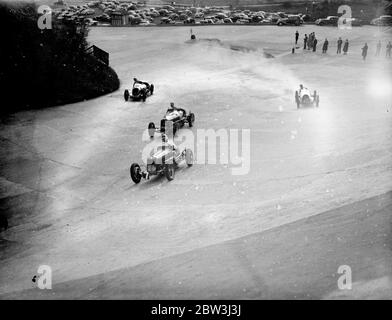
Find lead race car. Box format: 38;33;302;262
148;103;195;138
295;85;320;108
130;134;194;183
124;78;154;102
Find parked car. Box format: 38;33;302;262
370;15;392;26
277;15;303;26
315;16;339;26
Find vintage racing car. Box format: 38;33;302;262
295;85;320;108
124;78;154;102
130;143;193;183
148;104;195;138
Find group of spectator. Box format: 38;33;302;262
295;31;392;61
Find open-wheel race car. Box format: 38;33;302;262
148;104;195;138
124;78;154;102
130;142;194;183
295;85;320;108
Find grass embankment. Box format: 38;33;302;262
0;1;120;115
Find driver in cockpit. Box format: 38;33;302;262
133;78;150;88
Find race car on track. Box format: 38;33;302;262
148;103;195;138
124;78;154;102
295;85;320;108
130;135;194;183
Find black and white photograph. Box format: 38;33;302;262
0;0;392;305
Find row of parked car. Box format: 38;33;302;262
53;1;392;28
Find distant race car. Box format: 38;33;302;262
124;78;154;102
130;143;193;183
148;104;195;138
295;86;320;108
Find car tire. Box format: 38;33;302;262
150;84;154;95
124;89;129;101
130;163;142;184
185;149;193;167
148;122;156;138
188;112;195;127
165;164;175;181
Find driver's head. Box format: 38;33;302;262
170;102;174;108
300;84;303;89
162;133;169;143
133;78;137;82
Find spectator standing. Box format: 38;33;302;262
313;37;318;52
387;41;392;58
322;38;329;53
337;37;343;54
362;43;368;61
343;39;349;55
375;40;381;57
308;32;313;50
295;30;299;45
304;34;308;49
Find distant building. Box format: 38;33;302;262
111;12;127;26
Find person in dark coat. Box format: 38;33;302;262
303;34;308;49
375;40;381;57
313;38;318;52
362;43;368;61
308;32;313;50
295;30;299;45
322;38;329;53
343;39;349;55
337;37;343;54
386;41;392;58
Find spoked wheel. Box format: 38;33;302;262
124;89;129;101
130;163;142;184
185;149;193;167
148;122;156;138
165;164;175;181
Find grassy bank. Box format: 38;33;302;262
0;1;120;115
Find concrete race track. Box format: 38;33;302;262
0;25;392;299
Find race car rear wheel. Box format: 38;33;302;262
150;84;154;95
124;89;129;101
185;149;193;167
188;112;195;127
130;163;142;184
165;164;175;181
148;122;156;138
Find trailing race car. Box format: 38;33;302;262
130;137;194;183
148;103;195;138
124;78;154;102
295;85;320;108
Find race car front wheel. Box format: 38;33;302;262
124;90;129;101
148;122;156;138
165;164;175;181
185;149;193;167
130;163;142;184
295;91;300;109
188;112;195;127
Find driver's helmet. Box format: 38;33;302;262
299;84;304;90
170;102;175;108
161;133;169;143
133;78;137;82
